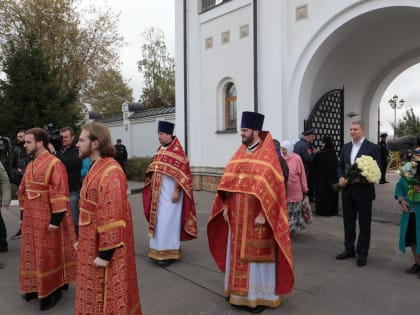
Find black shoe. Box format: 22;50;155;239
11;230;21;240
357;255;367;267
230;303;266;313
40;290;62;311
23;292;38;302
247;305;267;313
406;263;420;274
0;247;8;253
336;251;355;260
155;260;171;267
0;262;3;269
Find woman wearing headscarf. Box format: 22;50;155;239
281;140;308;235
313;136;339;216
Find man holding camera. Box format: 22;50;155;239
48;127;82;235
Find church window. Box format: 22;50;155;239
224;83;237;130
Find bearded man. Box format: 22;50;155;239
207;111;294;313
75;122;141;315
19;128;76;311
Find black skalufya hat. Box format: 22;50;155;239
157;121;174;134
240;111;265;131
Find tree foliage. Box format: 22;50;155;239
0;0;123;103
393;108;420;137
84;68;133;117
0;0;123;131
0;36;78;137
137;27;175;108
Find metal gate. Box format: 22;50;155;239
304;88;344;156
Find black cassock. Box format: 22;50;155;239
313;148;338;216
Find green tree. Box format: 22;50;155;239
0;0;123;101
0;36;78;137
393;108;420;137
137;27;175;108
84;68;133;117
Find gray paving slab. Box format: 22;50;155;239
0;171;419;314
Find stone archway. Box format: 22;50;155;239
288;1;420;143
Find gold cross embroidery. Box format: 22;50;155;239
238;174;245;185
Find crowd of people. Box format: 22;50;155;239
0;112;418;314
0;124;141;314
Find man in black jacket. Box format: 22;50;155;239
336;120;381;267
114;139;128;173
10;130;30;239
378;133;390;184
48;127;82;235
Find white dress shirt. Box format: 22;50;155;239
350;137;365;165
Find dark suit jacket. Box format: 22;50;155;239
338;139;381;201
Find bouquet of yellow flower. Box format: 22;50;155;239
333;155;381;191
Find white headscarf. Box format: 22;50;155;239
280;140;293;157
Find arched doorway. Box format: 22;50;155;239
288;1;420;143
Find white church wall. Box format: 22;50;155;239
194;1;254;168
177;0;420;180
174;0;187;147
184;0;203;168
129;114;176;157
106;122;124;148
103;114;175;158
257;0;286;140
286;0;362;140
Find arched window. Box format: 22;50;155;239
224;83;237;130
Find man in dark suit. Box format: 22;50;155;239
378;133;390;184
336;120;381;267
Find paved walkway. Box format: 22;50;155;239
0;170;419;314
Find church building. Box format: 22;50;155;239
174;0;420;190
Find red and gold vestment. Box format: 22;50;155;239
75;158;141;315
142;136;197;241
207;132;294;301
19;151;77;298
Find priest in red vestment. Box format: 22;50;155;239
75;123;141;315
207;111;294;313
142;121;197;267
19;128;77;311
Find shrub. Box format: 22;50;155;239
126;156;152;181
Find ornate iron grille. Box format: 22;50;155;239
304;88;344;157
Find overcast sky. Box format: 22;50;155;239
85;0;175;100
88;0;418;136
379;64;420;136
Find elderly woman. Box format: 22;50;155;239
281;140;308;235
